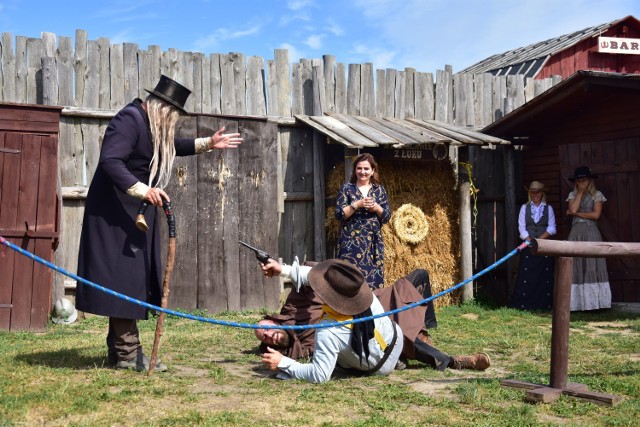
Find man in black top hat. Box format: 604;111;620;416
76;75;243;372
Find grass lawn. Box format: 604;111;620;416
1;303;638;426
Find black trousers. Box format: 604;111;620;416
404;269;452;370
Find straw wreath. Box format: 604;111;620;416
393;203;429;244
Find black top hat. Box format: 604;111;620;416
145;75;191;114
569;166;598;182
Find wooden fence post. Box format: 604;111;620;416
550;256;572;390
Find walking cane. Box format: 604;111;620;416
135;199;176;375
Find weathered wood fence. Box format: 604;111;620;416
0;29;562;312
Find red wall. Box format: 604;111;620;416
538;21;640;79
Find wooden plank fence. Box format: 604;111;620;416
0;29;563;312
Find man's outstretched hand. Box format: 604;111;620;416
261;346;284;370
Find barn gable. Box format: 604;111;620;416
460;15;640;79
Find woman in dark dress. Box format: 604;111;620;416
76;75;242;371
334;153;391;289
509;181;557;310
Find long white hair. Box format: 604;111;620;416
145;95;181;189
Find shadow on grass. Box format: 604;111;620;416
460;299;640;321
14;348;109;370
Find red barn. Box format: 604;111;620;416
461;15;640;79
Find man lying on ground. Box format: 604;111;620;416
257;258;490;383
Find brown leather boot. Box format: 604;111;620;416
450;353;491;371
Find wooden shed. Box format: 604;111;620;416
482;70;640;303
461;15;640;79
293;113;508;303
0;102;62;331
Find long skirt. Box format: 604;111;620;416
509;247;554;310
568;222;611;311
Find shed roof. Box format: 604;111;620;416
482;70;640;141
459;15;640;78
294;112;509;148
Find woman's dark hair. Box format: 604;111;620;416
349;153;380;185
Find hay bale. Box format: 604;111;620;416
325;159;461;307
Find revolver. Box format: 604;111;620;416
239;240;272;264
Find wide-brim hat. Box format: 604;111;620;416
307;260;373;315
569;166;598;182
524;180;545;192
145;74;191;115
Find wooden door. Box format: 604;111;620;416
0;132;59;331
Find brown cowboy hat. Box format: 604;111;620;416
524;181;545;192
145;74;191;114
307;260;373;315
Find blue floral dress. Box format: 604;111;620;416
335;183;391;289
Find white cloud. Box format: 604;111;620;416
287;0;314;11
326;19;344;36
193;25;262;52
109;29;135;45
351;43;396;70
279;12;311;26
304;34;324;50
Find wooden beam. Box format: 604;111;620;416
532;239;640;258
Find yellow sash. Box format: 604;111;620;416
321;305;388;351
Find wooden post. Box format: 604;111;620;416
312;65;326;261
550;256;572;390
459;171;473;302
501;239;637;406
503;146;517;296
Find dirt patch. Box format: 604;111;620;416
404;378;460;399
572;321;637;339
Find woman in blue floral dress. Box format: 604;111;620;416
335;153;391;289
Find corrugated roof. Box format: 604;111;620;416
459;16;638;77
294;112;509;148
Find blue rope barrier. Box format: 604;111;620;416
0;235;529;331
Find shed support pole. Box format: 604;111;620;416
312;65;326;261
459;170;473;302
503;146;517;296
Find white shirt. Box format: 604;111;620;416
518;202;557;240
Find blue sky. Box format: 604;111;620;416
0;0;638;73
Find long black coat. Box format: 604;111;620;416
76;99;195;319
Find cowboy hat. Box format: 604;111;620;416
569;166;598;182
307;260;373;315
524;181;545;192
145;75;191;114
